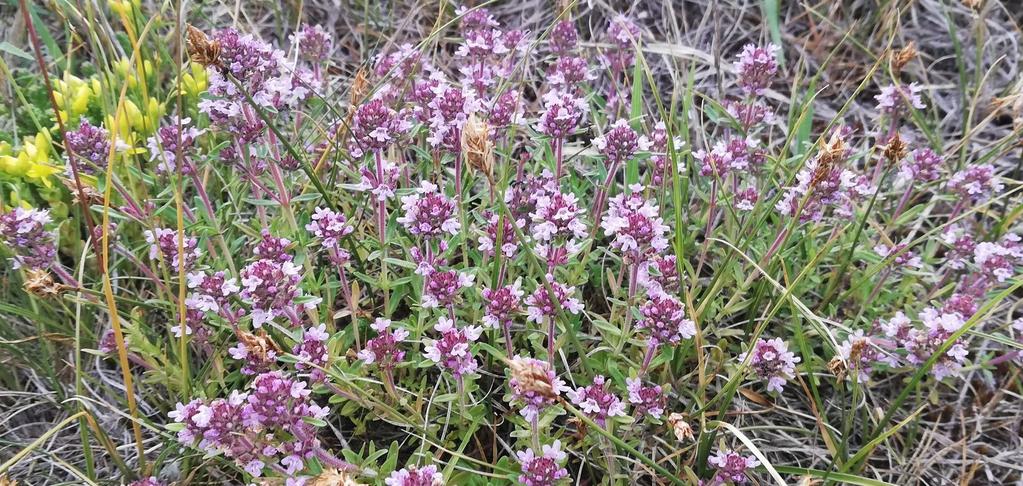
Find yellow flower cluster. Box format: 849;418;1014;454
0;133;61;187
52;73;100;129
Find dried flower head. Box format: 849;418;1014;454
23;269;69;298
461;114;494;183
667;413;694;442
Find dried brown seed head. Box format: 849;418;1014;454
307;468;365;486
461;114;494;183
349;68;370;108
506;356;558;400
882;132;906;164
62;178;104;205
828;356;847;381
186;25;222;69
23;269;70;298
667;413;695;442
892;42;917;73
237;328;280;361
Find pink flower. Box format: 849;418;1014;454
874;243;923;269
601;185;670;262
144;227;201;272
348;99;410;158
638;296;696;347
423;317;482;378
525;275;584;323
530;190;588;242
240;259;310;327
385;464;443;486
422;270;475;309
482;278;524;329
707;449;759;484
897;148;942;185
739;337;800;393
537;90;588;139
291;23;333;62
293;324;330;382
567;375;626;426
875;82;926;115
358;318;409;370
949;164;1003;202
594;120;651;167
626;377;666;419
398;181;460;239
734;188;759;211
516;440;569;486
0;207;56;270
354;157;402;202
638;254;682;298
734;44;780;96
478;210;524;258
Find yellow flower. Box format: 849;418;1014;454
181;62;209;97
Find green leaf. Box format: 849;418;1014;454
0;42;32;61
762;0;785;66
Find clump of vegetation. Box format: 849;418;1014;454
1;1;1021;485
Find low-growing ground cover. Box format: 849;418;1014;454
0;0;1021;485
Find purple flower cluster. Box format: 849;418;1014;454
306;207;355;264
293;324;330;382
398;181;460;239
423;317;482;378
735;44;780;95
0;207;56;270
874;82;926;115
169;371;329;477
739;337;800;393
626;377;666;419
239;258;306;327
144;227;201;272
516;440;570;486
348;99;411;158
525;275;584;323
882;309;969;380
482;278;524;329
359;318;409;370
385;464;443;486
421;269;474;309
601;186;670;262
638;296;696;347
65;118;115;173
147;116;203;175
566;375;626;426
706;449;759;485
594;120;651;167
292;23;332;63
949;164;1003;203
477;210;524;258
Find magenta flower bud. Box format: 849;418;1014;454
549;20;579;55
